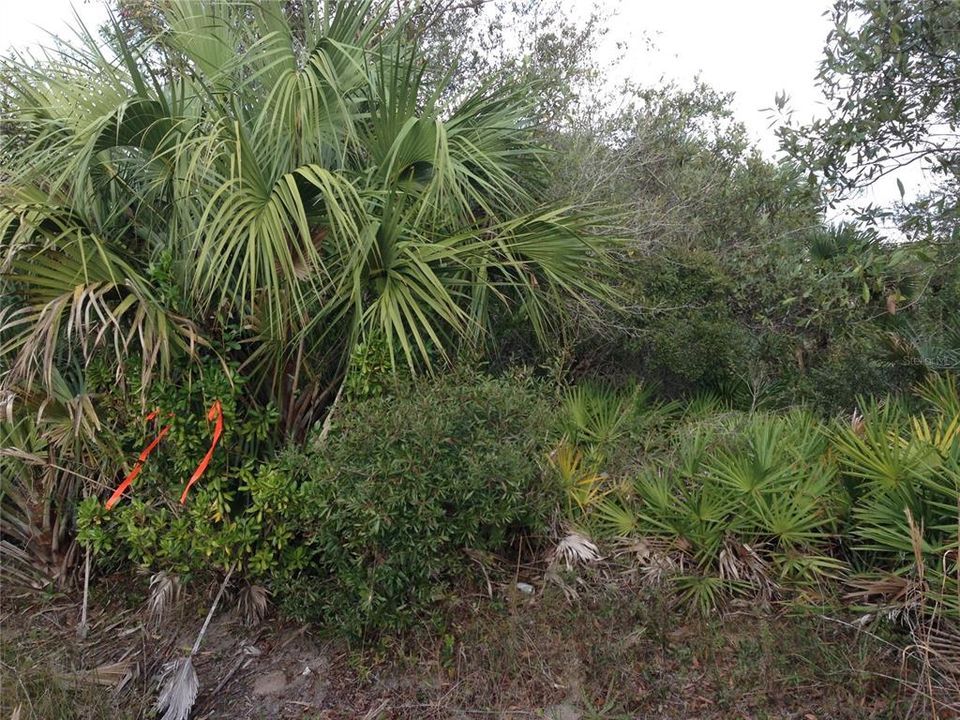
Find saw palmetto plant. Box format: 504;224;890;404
833;381;960;620
560;383;639;452
589;408;848;612
548;440;609;515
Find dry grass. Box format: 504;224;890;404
1;563;950;720
311;569;920;719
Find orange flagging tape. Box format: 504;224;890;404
179;400;223;505
105;410;173;510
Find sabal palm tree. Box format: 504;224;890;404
1;0;611;436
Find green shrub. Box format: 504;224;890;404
277;370;559;634
793;330;923;413
76;358;298;579
627;248;754;392
77;364;559;634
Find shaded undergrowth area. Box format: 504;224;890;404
1;578;915;720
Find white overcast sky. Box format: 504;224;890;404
0;1;836;151
612;1;834;154
0;0;923;215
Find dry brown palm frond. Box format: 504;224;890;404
55;659;136;689
550;530;602;570
845;574;924;609
154;564;234;720
155;658;199;720
612;536;652;562
236;583;269;626
148;571;181;629
638;550;681;587
612;536;680;587
718;538;776;600
851;407;866;436
919;621;960;676
543;566;586;602
0;447;45;464
0;540;54;590
902;615;960;716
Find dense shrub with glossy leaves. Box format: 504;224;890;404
76;358;297;579
277;371;559;634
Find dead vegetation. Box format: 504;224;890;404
3;556;954;720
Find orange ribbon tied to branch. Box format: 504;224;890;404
105;410;174;510
180;400;223;505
